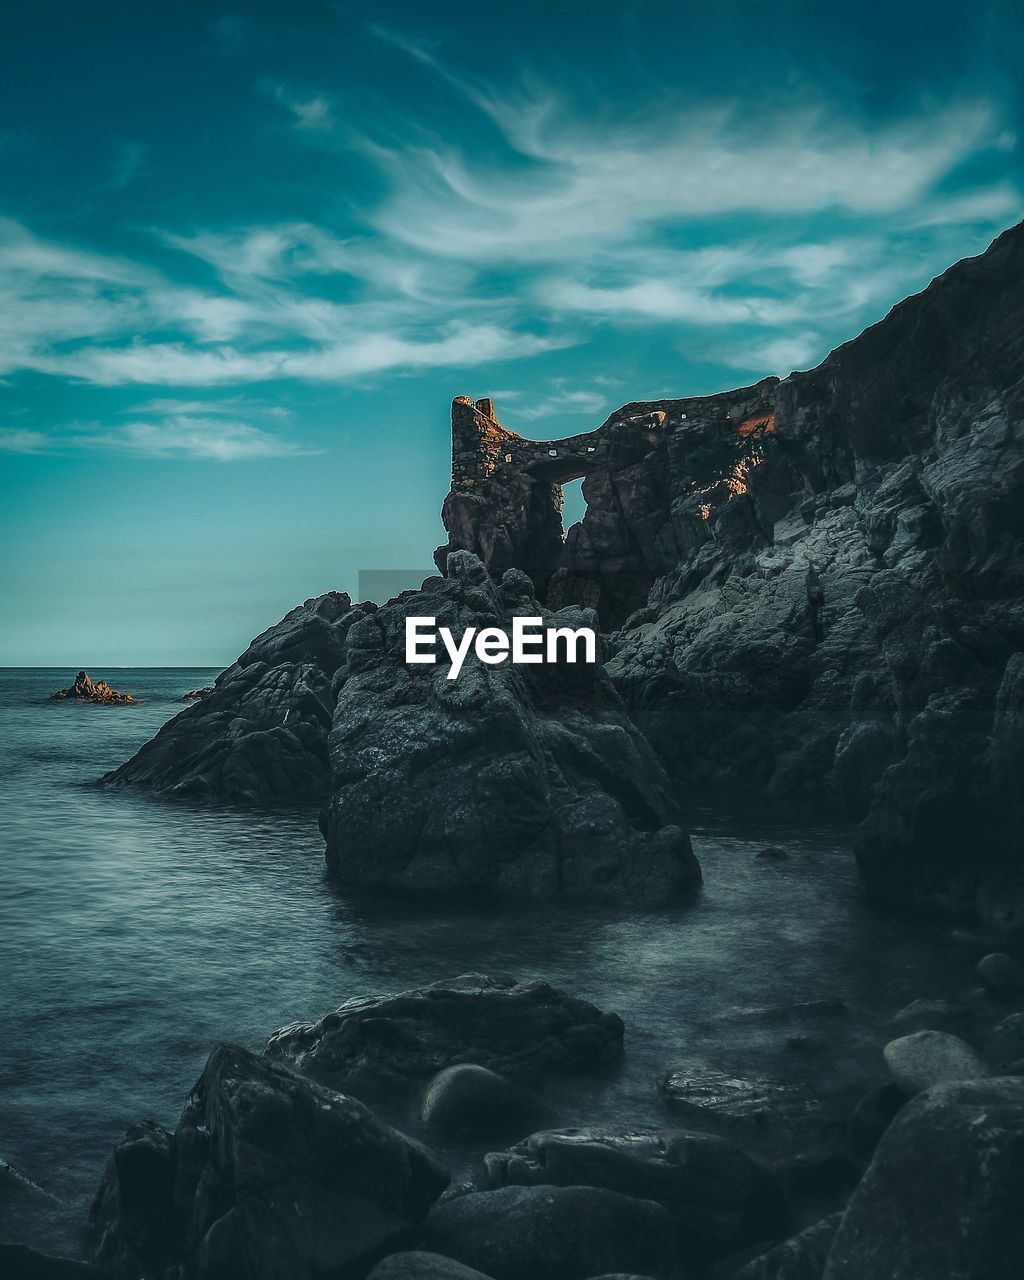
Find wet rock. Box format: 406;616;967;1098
420;1065;541;1136
993;1012;1024;1051
321;553;701;905
0;1245;115;1280
50;671;135;704
483;1126;785;1249
847;1082;908;1163
91;1045;448;1280
180;687;214;701
889;998;969;1032
367;1252;496;1280
0;1155;58;1202
730;1214;842;1280
267;974;624;1092
976;951;1024;997
882;1030;988;1096
824;1077;1024;1279
102;591;372;802
417;1184;675;1280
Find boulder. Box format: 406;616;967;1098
484;1126;785;1247
267;974;624;1092
50;671;135;704
882;1030;988;1096
0;1246;115;1280
661;1067;819;1126
417;1184;675;1280
889;998;968;1032
420;1065;541;1135
976;951;1024;997
367;1253;496;1280
730;1214;842;1280
91;1045;448;1280
102;591;372;802
320;553;700;904
824;1077;1024;1279
847;1082;908;1162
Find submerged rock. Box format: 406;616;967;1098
417;1184;675;1280
180;686;214;701
976;951;1024;997
102;591;372;802
321;552;700;904
91;1044;448;1280
50;671;135;705
483;1126;785;1249
420;1064;541;1136
824;1077;1024;1279
266;974;624;1092
661;1067;820;1125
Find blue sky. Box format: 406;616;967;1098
1;0;1022;665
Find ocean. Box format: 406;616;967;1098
0;667;966;1255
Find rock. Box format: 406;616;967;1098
180;687;214;701
976;951;1024;997
730;1214;842;1280
824;1077;1024;1279
420;1065;541;1135
417;1184;675;1280
889;998;968;1032
0;1155;58;1201
321;553;701;904
0;1245;115;1280
91;1044;448;1280
50;671;135;704
266;974;624;1092
847;1082;908;1162
483;1126;785;1248
367;1252;496;1280
102;592;373;802
882;1030;988;1096
993;1012;1024;1050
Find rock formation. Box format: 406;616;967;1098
438;219;1024;915
319;551;700;903
102;592;374;802
51;672;135;705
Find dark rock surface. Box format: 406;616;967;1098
417;1184;675;1280
483;1126;784;1249
730;1214;841;1280
180;686;214;701
367;1253;497;1280
50;672;135;705
266;974;624;1092
102;591;372;802
321;551;700;903
0;1245;115;1280
823;1077;1024;1279
90;1044;448;1280
420;1064;541;1135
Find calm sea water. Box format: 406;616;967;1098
0;668;969;1256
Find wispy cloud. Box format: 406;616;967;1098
0;427;50;454
264;81;336;133
77;416;318;460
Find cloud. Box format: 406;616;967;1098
0;427;50;453
265;82;335;133
511;389;610;422
717;333;825;376
76;416;318;460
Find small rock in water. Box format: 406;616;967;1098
49;670;135;704
180;686;214;701
661;1067;819;1124
889;997;969;1032
993;1012;1024;1050
976;951;1024;997
882;1030;988;1096
420;1064;540;1135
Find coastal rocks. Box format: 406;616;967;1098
882;1030;988;1096
320;552;701;904
50;672;135;704
847;1083;908;1162
266;974;624;1092
102;591;373;802
661;1068;818;1126
180;687;214;701
823;1078;1024;1279
483;1126;784;1248
417;1185;675;1280
730;1214;842;1280
420;1065;541;1136
91;1044;448;1280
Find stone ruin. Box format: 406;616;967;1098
435;380;779;627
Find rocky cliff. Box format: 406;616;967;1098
437;221;1024;916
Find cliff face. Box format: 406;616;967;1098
439;220;1024;915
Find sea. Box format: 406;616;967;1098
0;667;971;1256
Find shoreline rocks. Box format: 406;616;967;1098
50;672;135;705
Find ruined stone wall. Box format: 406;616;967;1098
436;379;779;625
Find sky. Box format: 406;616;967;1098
1;0;1022;665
